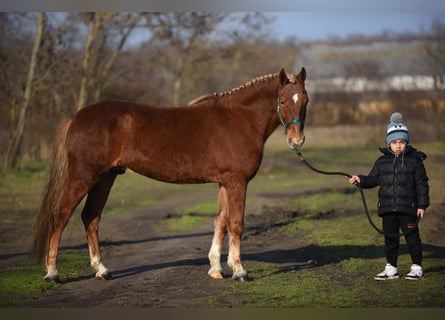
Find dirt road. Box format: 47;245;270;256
11;182;333;308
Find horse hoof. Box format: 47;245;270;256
44;275;60;283
234;275;252;282
209;271;224;280
97;272;112;280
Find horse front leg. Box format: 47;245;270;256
81;171;117;280
226;180;249;281
208;184;228;279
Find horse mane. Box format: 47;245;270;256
215;73;279;97
188;72;282;105
188;94;216;105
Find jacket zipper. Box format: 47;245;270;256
393;156;398;211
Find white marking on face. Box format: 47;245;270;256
292;93;299;104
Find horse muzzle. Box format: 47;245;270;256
287;135;305;151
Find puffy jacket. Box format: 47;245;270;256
358;146;429;217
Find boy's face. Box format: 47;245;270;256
390;139;407;155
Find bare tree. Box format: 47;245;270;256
76;12;103;111
3;12;46;170
143;13;226;106
138;12;273;106
76;12;141;111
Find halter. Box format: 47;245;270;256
277;96;304;129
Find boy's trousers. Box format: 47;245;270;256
382;212;422;266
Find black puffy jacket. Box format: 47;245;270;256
358;146;429;217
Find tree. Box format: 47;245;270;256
135;12;274;106
144;12;227;106
3;12;46;170
76;12;141;111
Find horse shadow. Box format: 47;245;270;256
241;243;445;279
3;226;444;283
61;236;445;283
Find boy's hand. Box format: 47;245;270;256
417;209;425;218
348;175;360;185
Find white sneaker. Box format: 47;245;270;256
374;263;399;280
405;264;424;280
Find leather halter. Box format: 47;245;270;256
276;96;304;129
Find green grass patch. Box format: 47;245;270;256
163;214;206;232
0;251;90;307
281;188;380;245
176;201;218;215
227;263;363;307
0;263;56;307
223;251;445;307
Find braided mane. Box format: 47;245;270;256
215;73;278;97
188;73;281;105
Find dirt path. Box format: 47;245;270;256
10;182;340;308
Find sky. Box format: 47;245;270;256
264;12;445;41
2;0;445;12
1;1;444;44
125;12;445;48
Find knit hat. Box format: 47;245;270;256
386;112;409;145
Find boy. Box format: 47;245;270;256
348;112;429;280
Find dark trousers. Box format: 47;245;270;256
382;213;422;267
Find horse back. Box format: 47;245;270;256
67;100;265;184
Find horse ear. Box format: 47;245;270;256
297;67;306;82
278;68;289;85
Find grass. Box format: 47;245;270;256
154;214;208;235
176;201;218;215
219;203;445;308
0;263;56;306
0;128;444;307
224;254;445;307
0;252;90;306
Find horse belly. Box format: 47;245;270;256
124;150;217;184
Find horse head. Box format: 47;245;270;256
277;67;308;151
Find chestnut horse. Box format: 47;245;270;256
32;67;308;282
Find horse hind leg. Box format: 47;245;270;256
225;181;249;281
45;182;92;282
81;170;118;280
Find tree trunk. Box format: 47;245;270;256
76;13;102;111
92;15;140;102
3;12;45;170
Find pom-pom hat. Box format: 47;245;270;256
386;112;409;145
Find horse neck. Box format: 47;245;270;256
236;79;281;138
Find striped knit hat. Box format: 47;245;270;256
386;112;409;145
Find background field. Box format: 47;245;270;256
0;125;444;308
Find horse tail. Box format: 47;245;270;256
32;117;73;264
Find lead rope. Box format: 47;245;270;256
295;150;419;238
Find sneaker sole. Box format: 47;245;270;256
405;276;423;280
374;275;399;281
